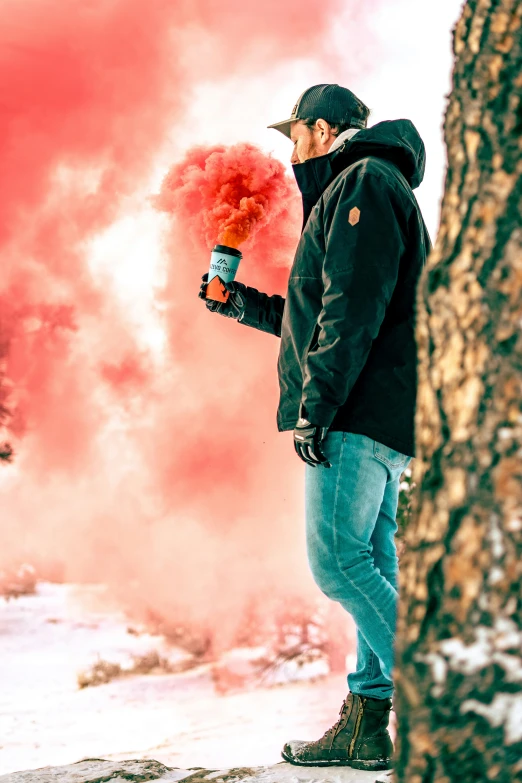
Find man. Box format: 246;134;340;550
199;84;431;771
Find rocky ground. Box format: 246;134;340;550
0;758;393;782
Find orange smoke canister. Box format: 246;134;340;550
205;244;243;303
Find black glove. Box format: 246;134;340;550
198;273;248;320
294;418;331;468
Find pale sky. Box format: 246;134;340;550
180;0;464;238
90;0;464;350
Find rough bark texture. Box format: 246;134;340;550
394;1;522;781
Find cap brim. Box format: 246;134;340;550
267;118;295;138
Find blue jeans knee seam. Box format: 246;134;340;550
331;438;396;642
341;570;396;641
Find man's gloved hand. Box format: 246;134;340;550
198;273;247;320
294;418;331;468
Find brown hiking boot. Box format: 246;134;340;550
281;693;393;771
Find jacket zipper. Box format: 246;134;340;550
349;698;367;757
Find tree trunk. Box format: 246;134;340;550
394;1;522;781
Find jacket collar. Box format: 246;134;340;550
293;139;356;229
329;127;361;153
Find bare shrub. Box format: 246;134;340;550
0;564;37;599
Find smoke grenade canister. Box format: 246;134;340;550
205;244;243;303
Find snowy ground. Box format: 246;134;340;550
0;583;385;779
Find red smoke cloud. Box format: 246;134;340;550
156;144;295;250
0;0;375;649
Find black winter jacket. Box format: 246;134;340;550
239;120;431;457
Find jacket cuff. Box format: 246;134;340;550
238;287;261;329
299;402;336;430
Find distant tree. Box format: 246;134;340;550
0;312;12;462
0;441;13;462
394;1;522;781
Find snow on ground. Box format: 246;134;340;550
0;758;383;783
0;583;375;778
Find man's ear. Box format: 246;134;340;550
315;118;333;145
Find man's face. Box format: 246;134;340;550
290;119;335;165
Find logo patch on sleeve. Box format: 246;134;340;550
348;207;360;226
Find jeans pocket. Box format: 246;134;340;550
373;440;409;469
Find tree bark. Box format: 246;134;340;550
394;1;522;781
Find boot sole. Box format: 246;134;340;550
281;749;392;771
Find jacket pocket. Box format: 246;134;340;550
373;440;409;469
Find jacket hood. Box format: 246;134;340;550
293;119;426;226
343;119;426;189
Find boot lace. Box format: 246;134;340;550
321;697;352;750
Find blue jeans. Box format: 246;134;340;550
305;432;411;701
